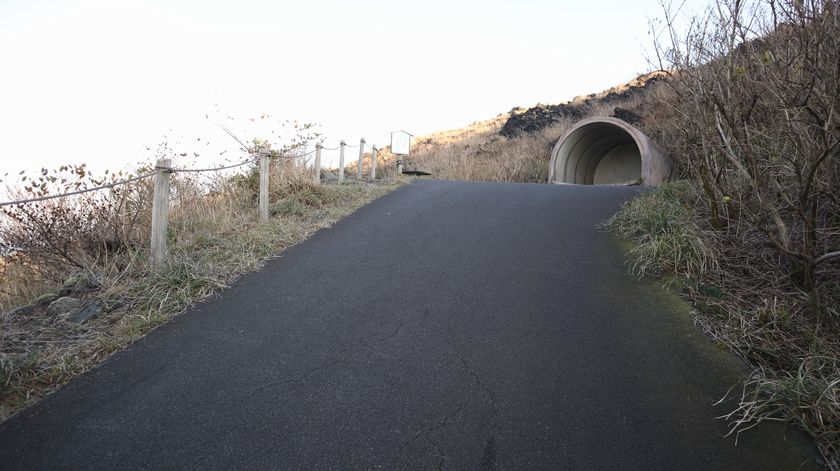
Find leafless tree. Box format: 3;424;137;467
652;0;840;322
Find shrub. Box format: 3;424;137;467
651;0;840;317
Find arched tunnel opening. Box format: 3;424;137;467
548;117;670;186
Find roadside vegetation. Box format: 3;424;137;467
611;1;839;466
0;143;401;420
604;181;838;468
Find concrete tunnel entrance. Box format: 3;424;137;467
548;117;670;186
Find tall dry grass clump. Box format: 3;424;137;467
408;119;570;183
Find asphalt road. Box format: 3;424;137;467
0;180;820;470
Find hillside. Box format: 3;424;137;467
405;71;670;183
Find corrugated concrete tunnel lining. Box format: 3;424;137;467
563;123;640;185
549;117;671;186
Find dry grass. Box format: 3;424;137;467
407;116;567;182
0;158;402;421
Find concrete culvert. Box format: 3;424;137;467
548;117;670;186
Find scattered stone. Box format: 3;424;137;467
62;273;99;292
36;292;60;305
11;304;37;317
103;298;125;312
68;302;103;324
47;296;82;317
63;273;85;290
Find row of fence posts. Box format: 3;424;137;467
312;138;377;184
149;138;381;269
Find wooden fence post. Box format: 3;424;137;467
150;158;172;270
338;140;346;182
370;146;377;181
314;143;322;184
259;146;270;221
357;138;365;180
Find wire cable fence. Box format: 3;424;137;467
1;135;397;268
0;139;382;207
0;171;158;208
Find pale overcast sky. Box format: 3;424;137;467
0;0;708;176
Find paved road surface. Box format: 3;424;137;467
0;180;820;469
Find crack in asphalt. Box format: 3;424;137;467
460;357;500;422
425;436;446;471
460;357;500;470
390;397;472;468
387;358;502;469
249;318;407;397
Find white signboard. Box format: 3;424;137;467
390;130;412;155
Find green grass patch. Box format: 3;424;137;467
601;181;716;280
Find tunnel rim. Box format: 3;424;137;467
548;116;654;185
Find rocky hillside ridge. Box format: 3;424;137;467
499;70;667;137
412;71;667;152
406;71;670;183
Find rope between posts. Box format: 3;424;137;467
171;157;260;173
1;137;382;207
0;171;157;207
1;157;260;206
296;149;317;158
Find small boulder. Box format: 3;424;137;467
36;292;60;305
47;296;82;317
67;302;103;324
62;273;98;293
11;304;37;317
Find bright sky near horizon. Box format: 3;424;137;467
0;0;708;178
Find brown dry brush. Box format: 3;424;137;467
653;0;840;319
0;166;153;297
648;0;840;465
407;115;571;182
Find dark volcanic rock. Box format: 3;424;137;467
68;302;103;324
12;304;37;317
47;296;82;317
499;103;585;137
499;73;665;137
612;107;642;125
601;74;664;105
36;292;60;305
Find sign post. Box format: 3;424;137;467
390;130;413;176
